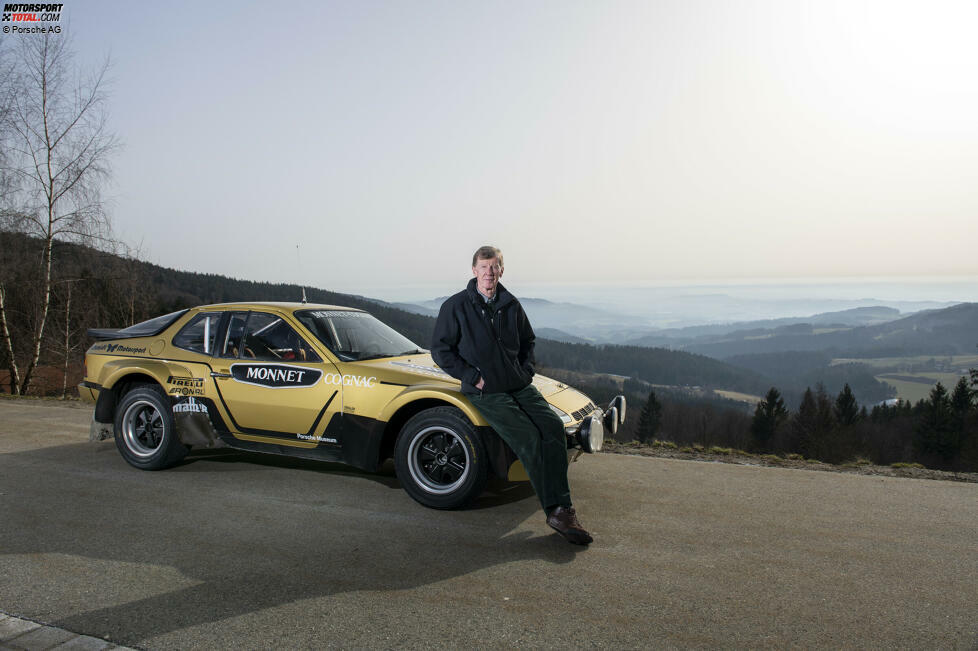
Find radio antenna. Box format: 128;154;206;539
297;244;307;304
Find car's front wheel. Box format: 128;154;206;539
114;384;188;470
394;406;488;509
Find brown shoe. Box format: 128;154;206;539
546;506;593;545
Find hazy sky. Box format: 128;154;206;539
42;0;978;300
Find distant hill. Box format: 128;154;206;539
627;305;905;348
384;301;440;317
535;327;592;344
402;295;651;339
679;303;978;359
703;304;978;407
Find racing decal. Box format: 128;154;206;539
389;361;451;378
297;432;339;444
90;343;148;355
323;373;377;388
230;363;322;388
167;376;205;396
308;310;369;318
173;397;208;414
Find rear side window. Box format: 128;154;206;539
172;313;222;355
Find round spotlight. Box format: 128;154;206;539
610;395;626;425
576;414;605;453
603;406;618;436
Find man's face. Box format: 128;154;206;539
472;257;503;296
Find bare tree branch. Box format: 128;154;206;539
0;33;119;395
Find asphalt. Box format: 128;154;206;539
0;612;136;650
1;399;976;649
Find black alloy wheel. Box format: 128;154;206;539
394;406;488;510
113;383;189;470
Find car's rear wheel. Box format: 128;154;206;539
114;384;188;470
394;406;488;509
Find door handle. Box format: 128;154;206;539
211;371;232;378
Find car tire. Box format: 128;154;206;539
114;383;188;470
394;406;488;510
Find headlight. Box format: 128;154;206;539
549;404;572;424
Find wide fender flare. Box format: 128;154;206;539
379;385;489;428
98;358;192;392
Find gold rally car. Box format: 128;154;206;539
80;302;625;509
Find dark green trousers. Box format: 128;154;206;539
469;383;571;512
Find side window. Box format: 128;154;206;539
220;312;250;358
172;312;222;355
239;312;321;362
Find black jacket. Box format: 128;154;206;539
431;278;536;394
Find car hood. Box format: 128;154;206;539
355;354;568;398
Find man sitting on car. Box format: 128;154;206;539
431;246;593;545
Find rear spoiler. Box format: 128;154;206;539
86;309;189;342
87;328;146;341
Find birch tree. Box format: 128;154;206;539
0;33;117;394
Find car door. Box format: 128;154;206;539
210;310;343;445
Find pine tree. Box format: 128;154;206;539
834;383;860;427
950;376;974;452
791;385;838;461
950;376;974;417
791;388;817;457
914;382;957;464
636;389;662;444
750;387;788;452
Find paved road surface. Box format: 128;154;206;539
1;399;976;649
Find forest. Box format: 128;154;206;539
619;379;978;473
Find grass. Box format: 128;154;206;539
714;390;763;405
827;353;977;403
876;373;968;404
830;354;978;370
891;462;925;469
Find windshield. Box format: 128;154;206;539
295;309;422;362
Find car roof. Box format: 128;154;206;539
192;302;366;313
